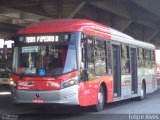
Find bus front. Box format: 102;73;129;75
10;33;80;105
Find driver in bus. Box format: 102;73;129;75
44;55;54;71
23;57;29;67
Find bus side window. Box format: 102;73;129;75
138;48;144;67
121;45;130;74
87;39;94;63
150;50;155;68
86;38;95;80
94;39;106;76
144;49;151;68
81;36;112;81
81;36;95;81
106;42;112;74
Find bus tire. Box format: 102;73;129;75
137;82;146;101
92;86;105;112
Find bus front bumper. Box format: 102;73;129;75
11;85;79;105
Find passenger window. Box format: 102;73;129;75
81;36;95;81
138;48;143;60
81;34;112;81
138;48;144;67
121;45;130;74
94;39;106;76
106;42;112;74
86;39;94;63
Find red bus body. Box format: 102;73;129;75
10;19;157;111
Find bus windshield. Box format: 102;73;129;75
12;34;77;76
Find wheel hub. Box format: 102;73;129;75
98;92;104;106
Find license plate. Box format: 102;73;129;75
32;98;44;103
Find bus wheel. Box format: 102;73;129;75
137;82;145;101
92;86;105;112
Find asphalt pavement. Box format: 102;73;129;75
0;88;160;120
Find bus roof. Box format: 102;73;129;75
17;19;155;49
17;19;111;38
110;29;155;49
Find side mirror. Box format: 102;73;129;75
5;67;11;73
80;62;84;70
3;45;7;59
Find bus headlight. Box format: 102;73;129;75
10;80;17;87
61;77;78;89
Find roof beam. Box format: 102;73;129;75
126;30;141;40
58;0;62;19
121;20;132;32
89;1;131;19
114;16;132;32
0;6;51;25
148;31;159;42
131;0;160;18
0;0;39;7
67;1;86;19
89;1;159;30
0;22;21;31
136;20;158;30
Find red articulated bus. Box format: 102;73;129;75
10;19;157;111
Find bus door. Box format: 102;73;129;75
112;44;121;98
131;47;138;95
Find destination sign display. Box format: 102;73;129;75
19;34;70;43
26;36;58;43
